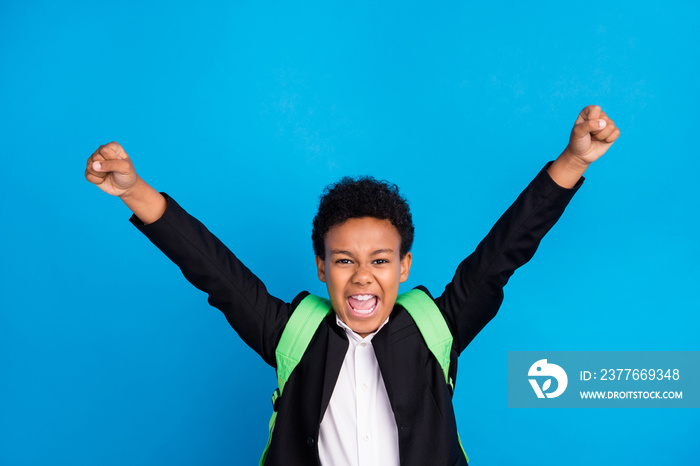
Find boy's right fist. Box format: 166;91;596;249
85;142;139;197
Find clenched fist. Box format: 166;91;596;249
547;105;621;188
563;105;621;165
84;142;139;197
85;142;166;224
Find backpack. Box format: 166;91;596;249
259;288;468;465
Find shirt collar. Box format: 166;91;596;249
335;314;390;343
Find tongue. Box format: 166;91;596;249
348;296;377;311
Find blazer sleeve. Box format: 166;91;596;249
130;194;298;368
435;163;582;354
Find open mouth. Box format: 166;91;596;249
347;294;379;318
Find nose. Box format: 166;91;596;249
352;264;373;286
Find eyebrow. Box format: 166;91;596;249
330;248;395;257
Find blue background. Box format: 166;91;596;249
1;1;698;464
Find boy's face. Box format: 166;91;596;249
315;217;412;337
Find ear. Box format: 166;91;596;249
399;252;413;283
315;255;326;283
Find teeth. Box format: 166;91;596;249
350;294;375;301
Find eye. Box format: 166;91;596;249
335;258;352;264
372;259;389;265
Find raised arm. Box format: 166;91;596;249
84;141;166;224
85;142;294;366
436;105;620;353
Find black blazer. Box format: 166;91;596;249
132;165;581;465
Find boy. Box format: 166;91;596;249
85;105;619;465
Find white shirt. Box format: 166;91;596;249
318;316;400;466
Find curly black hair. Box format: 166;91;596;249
312;176;414;259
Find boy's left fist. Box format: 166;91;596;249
563;105;621;165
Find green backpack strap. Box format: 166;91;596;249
259;294;332;466
395;288;469;463
395;289;453;387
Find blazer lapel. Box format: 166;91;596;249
373;306;418;418
318;315;348;423
372;323;394;400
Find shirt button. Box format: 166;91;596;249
361;382;369;390
360;342;367;348
363;433;371;441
